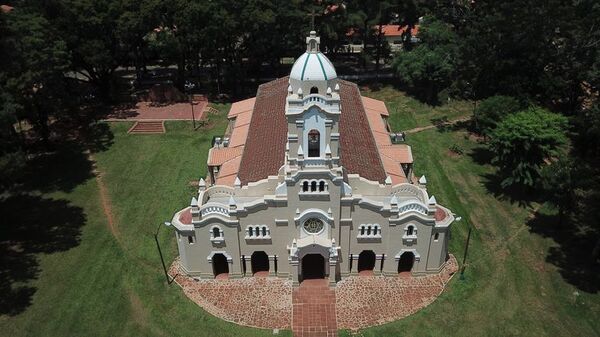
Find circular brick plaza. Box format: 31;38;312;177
168;255;458;335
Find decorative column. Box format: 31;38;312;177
269;255;277;277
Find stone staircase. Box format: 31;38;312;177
127;121;165;134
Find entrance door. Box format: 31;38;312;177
301;254;325;281
251;251;269;275
397;252;415;273
357;250;376;272
212;253;229;277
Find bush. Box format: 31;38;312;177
449;144;464;155
473;95;522;136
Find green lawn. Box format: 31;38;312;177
340;115;600;336
362;85;475;131
0;106;290;337
1;92;599;337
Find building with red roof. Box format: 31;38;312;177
168;31;454;286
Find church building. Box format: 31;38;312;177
169;31;454;285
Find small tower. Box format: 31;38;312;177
286;31;341;170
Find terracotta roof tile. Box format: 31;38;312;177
362;96;389;116
208;146;244;166
1;4;13;13
435;207;447;221
235;77;388;185
338;81;388;183
237;77;290;185
376;24;419;37
179;207;192;224
227;97;256;118
228;123;250;147
233;110;253;127
379;145;413;164
215;156;242;185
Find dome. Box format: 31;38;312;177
290;51;337;82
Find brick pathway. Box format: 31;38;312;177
168;261;292;329
107;101;207;121
336;255;458;330
168;256;458;334
292;279;337;337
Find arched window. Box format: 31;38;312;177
212;227;221;238
310;86;319;94
434;232;439;241
360;226;365;236
262;226;267;237
303;181;309;192
319;181;325;192
255;227;261;237
407;226;414;236
308;129;320;157
311;181;317;192
248;227;253;237
367;226;372;235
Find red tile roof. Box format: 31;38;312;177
228;97;256;118
237;77;290;184
234;77;388;185
377;24;419;37
208;146;244;166
1;4;13;13
435;207;447;221
179;207;192;224
338;81;388;183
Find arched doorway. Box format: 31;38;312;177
310;86;319;94
301;254;325;281
307;129;320;157
212;253;229;277
397;252;415;273
251;251;269;275
357;250;376;273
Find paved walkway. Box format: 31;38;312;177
336;256;458;330
168;261;292;329
168;255;458;335
106;101;207;121
292;279;337;337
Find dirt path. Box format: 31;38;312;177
88;152;121;243
404;116;472;134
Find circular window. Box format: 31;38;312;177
303;218;324;234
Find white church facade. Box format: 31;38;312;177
169;32;454;286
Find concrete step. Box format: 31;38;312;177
128;121;165;134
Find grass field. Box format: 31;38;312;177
361;86;474;131
1;90;599;337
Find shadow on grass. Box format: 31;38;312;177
528;210;600;293
0;122;113;316
0;194;86;316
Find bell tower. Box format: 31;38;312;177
285;32;342;174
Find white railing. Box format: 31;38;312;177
200;203;230;217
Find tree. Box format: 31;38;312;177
0;8;70;143
392;17;458;103
472;95;522;136
489;107;568;189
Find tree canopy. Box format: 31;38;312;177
489;107;569;188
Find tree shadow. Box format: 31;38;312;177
0;194;86;315
527;210;600;293
469;146;494;166
20;142;94;194
478;172;538;207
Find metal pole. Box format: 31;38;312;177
190;95;196;130
155;222;172;284
460;226;472;280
